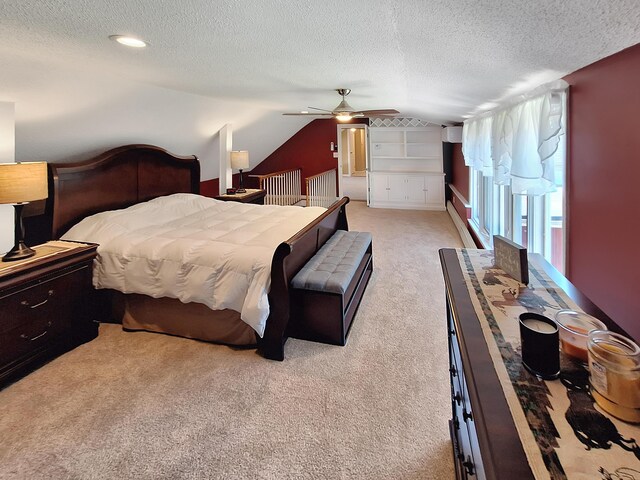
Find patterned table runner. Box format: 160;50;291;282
457;249;640;479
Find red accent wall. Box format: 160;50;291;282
200;178;219;197
451;143;470;201
201;174;243;197
247;118;366;192
564;43;640;341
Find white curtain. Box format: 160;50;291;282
463;81;567;195
462;115;493;176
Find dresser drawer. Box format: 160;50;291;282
448;306;485;479
0;266;88;364
0;309;71;365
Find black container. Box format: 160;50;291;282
519;312;560;380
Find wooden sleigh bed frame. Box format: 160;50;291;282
45;144;349;360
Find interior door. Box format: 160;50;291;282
336;124;369;200
341;129;351;176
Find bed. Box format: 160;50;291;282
45;144;349;360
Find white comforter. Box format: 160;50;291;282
62;194;326;337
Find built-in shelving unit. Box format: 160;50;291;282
368;125;445;210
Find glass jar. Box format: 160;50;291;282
555;310;607;364
588;330;640;423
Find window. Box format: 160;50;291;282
464;83;567;273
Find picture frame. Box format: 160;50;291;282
493;235;529;284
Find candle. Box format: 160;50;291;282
588;331;640;423
519;313;560;379
522;319;557;334
555;310;607;364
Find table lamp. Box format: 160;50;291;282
230;150;249;193
0;161;48;261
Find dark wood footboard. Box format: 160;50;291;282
260;197;350;360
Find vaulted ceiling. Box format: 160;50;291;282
2;0;639;125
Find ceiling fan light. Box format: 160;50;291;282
336;114;352;122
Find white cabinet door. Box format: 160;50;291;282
370;174;389;203
406;176;426;204
425;175;445;206
388;175;407;202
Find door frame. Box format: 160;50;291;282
336;123;369;200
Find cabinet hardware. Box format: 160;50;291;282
21;290;54;309
20;321;52;341
463;409;473;422
453;392;462;405
462;456;475;476
449;366;457;377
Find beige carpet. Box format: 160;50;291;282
0;201;463;480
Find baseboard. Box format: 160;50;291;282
446;201;476;248
369;202;445;211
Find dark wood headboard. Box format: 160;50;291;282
48;144;200;238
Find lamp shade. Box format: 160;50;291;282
230;151;249;170
0;162;48;204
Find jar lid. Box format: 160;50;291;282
555;309;607;337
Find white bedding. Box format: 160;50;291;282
61;194;326;337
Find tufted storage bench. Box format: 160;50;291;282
288;230;373;346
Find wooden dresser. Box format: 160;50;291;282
0;241;98;387
439;248;627;480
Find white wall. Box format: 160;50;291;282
341;175;367;201
2;61;309;180
0;102;15;254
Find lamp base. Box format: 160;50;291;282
2;241;36;262
236;169;246;193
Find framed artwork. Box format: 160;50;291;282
493;235;529;284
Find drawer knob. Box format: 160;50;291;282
20;320;52;341
463;408;473;422
21;290;54;309
453;392;462;406
462;456;475;476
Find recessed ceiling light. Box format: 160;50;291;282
109;35;148;48
301;110;309;114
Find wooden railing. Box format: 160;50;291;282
254;168;302;206
306;169;337;208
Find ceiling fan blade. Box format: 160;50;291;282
308;106;333;113
355;109;400;116
282;112;333;116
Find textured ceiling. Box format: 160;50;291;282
1;0;639;123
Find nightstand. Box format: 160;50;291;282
214;189;267;205
0;240;98;387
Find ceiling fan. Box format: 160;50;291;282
283;89;400;122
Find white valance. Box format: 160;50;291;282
463;80;567;195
